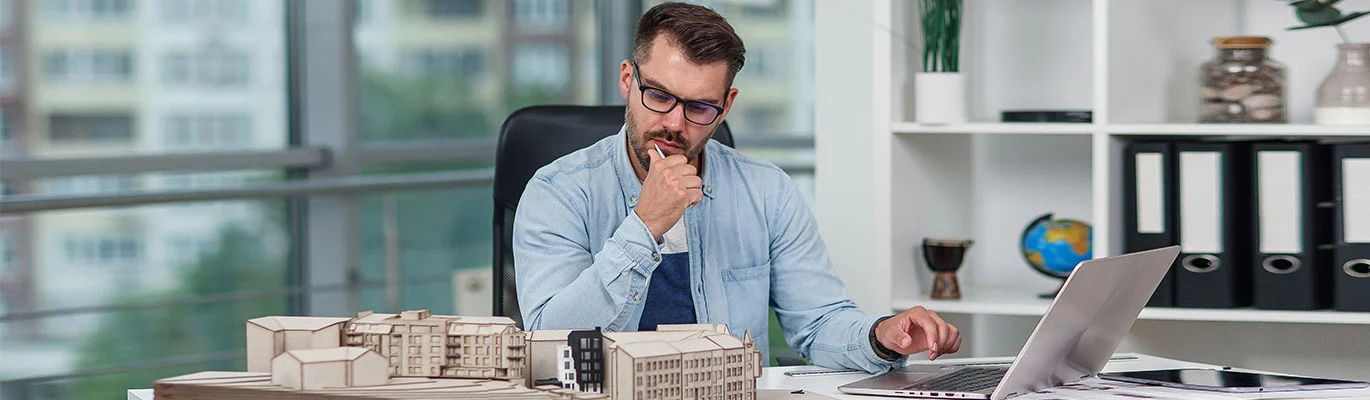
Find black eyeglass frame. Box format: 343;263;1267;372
630;60;728;126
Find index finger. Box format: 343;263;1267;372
911;314;940;356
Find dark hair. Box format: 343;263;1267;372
632;2;746;86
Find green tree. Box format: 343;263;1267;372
68;222;288;400
355;71;572;314
358;69;494;142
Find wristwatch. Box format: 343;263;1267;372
869;315;902;361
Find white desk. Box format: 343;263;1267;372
757;353;1212;399
128;353;1370;400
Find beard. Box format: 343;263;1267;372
625;109;711;172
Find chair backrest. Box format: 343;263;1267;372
492;105;734;328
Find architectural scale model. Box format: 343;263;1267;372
152;310;765;400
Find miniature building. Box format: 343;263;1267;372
343;310;527;381
555;344;579;391
601;328;762;400
270;347;388;390
525;329;573;386
245;316;350;372
568;327;605;393
707;332;759;398
161;311;760;399
613;341;683;400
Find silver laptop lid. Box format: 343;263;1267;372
992;245;1180;400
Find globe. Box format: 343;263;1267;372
1019;213;1093;281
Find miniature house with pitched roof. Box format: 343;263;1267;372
245;316;351;372
271;347;389;390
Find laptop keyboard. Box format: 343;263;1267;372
904;367;1007;392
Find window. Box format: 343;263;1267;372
743;45;786;80
63;236;142;265
426;0;481;19
511;43;570;91
160;171;251;191
160;0;248;24
512;0;568;30
401;49;486;83
44;0;133;20
164;113;252;150
162;48;250;87
45;175;140;195
166;237;216;266
0;47;11;91
0;233;14;275
46;49;133;84
0;109;11;145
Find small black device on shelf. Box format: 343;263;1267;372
1000;110;1093;123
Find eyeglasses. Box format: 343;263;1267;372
630;60;726;126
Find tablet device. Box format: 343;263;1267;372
1098;368;1370;393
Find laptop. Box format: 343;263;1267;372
838;245;1182;400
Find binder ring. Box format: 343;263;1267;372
1182;254;1221;273
1345;259;1370;279
1261;255;1301;275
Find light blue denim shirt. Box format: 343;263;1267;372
513;126;905;373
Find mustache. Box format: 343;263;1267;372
644;130;686;149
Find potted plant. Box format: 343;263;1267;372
1284;0;1370;125
915;0;965;125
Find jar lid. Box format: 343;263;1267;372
1213;36;1272;49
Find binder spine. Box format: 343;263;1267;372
1334;143;1370;311
1250;142;1333;310
1124;141;1178;307
1175;142;1252;309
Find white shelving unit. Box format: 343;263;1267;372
814;0;1370;383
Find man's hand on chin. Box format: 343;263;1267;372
876;306;963;360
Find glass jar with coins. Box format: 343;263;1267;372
1200;36;1287;123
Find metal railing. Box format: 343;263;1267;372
0;136;814;214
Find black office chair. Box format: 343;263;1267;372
491;105;734;329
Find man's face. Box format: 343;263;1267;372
620;35;740;172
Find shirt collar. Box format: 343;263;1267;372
613;125;719;209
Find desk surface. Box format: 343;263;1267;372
129;353;1370;400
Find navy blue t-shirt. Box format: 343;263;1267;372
637;219;695;330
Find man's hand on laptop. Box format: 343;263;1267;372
876;306;962;360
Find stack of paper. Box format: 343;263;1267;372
1013;378;1367;400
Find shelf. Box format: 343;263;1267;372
1106;123;1370;137
892;286;1370;325
891;122;1370;137
891;122;1095;135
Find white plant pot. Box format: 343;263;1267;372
915;73;967;125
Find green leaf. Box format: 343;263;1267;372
1287;10;1370;29
1296;6;1343;25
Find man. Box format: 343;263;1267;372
513;2;961;374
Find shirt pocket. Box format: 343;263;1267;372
721;261;771;332
722;261;771;283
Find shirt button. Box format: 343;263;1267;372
629;195;637;203
705;187;712;195
651;253;661;262
633;292;641;302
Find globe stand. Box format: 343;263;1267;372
1039;280;1065;299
